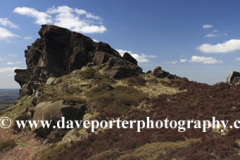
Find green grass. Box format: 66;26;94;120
17;142;28;147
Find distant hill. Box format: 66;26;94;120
0;89;19;110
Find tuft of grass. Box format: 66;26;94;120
79;68;101;79
122;77;146;86
17;142;28;147
35;143;67;160
117;138;202;160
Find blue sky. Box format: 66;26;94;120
1;0;240;88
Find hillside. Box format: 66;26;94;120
1;25;240;160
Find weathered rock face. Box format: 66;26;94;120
122;52;138;65
226;71;240;84
14;25;142;96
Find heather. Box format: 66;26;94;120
55;78;240;160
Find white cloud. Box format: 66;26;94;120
0;18;19;28
75;9;100;20
92;39;99;42
165;61;178;64
223;33;228;36
0;67;18;73
24;36;32;39
213;30;218;32
131;53;149;62
149;55;157;58
235;57;240;61
205;32;227;38
197;39;240;53
116;49;129;56
7;62;20;65
14;6;107;34
180;59;188;62
205;34;217;37
7;74;14;77
189;56;222;64
203;24;213;29
116;49;156;63
13;7;52;24
46;6;106;33
8;54;18;57
0;27;19;42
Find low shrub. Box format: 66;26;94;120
79;68;101;79
47;130;68;143
0;139;17;152
122;77;146;86
35;143;67;160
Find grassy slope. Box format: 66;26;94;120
1;67;240;159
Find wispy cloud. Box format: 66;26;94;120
13;7;52;24
205;31;227;38
0;27;19;42
205;34;217;37
0;67;18;73
149;55;156;58
92;39;99;42
180;59;188;62
74;8;101;20
235;57;240;61
8;54;18;57
203;24;213;29
189;56;222;64
7;62;21;65
164;61;178;64
24;36;32;40
14;6;107;34
197;39;240;53
0;18;19;28
116;49;156;63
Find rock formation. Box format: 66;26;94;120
226;71;240;84
14;25;142;97
152;66;175;79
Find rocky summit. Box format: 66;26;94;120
14;25;142;97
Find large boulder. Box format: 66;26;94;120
226;71;240;84
32;100;86;136
152;66;171;79
104;57;142;79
